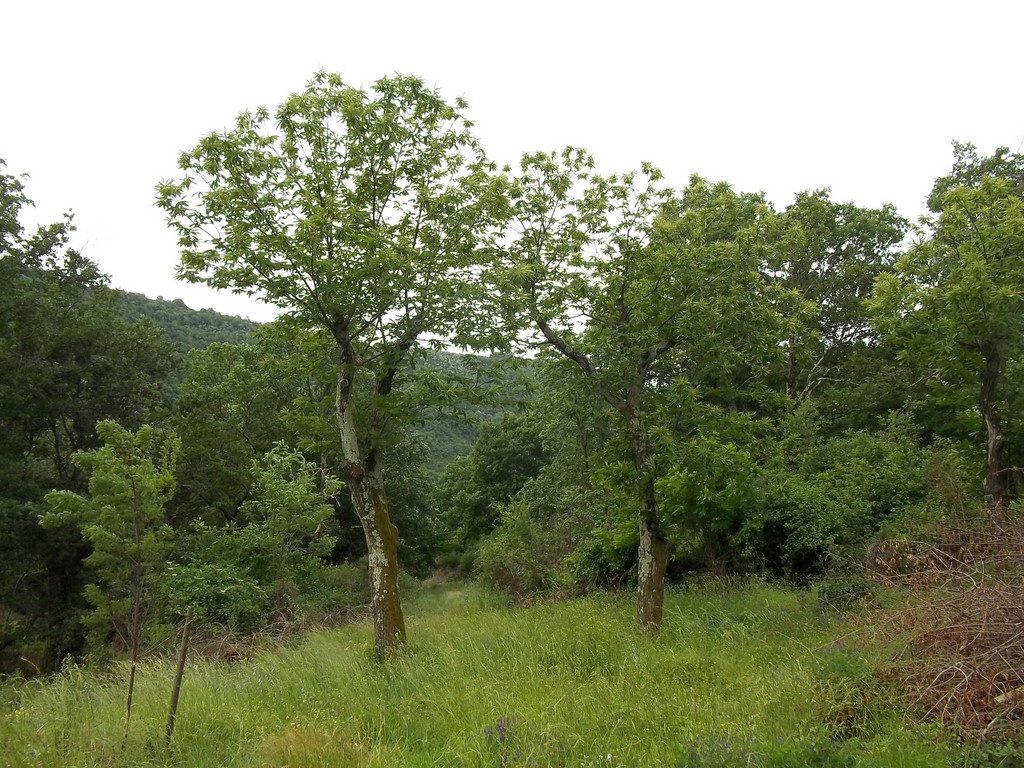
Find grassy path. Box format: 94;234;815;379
1;582;958;767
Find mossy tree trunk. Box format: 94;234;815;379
336;361;407;659
627;406;671;631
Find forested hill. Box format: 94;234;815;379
118;291;259;351
116;291;508;470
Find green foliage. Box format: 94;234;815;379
239;443;339;563
42;421;179;652
656;437;759;570
435;412;549;560
460;361;630;593
117;291;262;397
158;72;516;653
372;436;440;579
739;411;944;578
162;563;266;632
964;733;1024;768
171;341;293;526
495;149;788;626
926;141;1024;213
499;151;784;393
475;463;619;595
0;162;177;669
156;71;507;387
771;190;907;404
408;351;524;476
872;143;1024;507
433;456;479;560
0;245;176;488
174;443;340;630
472;414;549;505
875;149;1024;359
6;74;1024;714
474;493;566;595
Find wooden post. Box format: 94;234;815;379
165;607;194;745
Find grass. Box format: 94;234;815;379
0;580;961;767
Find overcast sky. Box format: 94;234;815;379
4;0;1022;322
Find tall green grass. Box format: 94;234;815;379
1;581;958;767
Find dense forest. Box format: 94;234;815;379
2;72;1023;758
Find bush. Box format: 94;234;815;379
739;413;948;580
289;561;368;620
162;562;267;632
475;497;564;595
473;463;617;597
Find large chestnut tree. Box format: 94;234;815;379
157;72;504;658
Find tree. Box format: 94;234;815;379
873;143;1024;513
771;191;906;405
157;72;504;657
43;421;179;736
1;166;175;490
496;149;782;629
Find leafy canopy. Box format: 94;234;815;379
157;71;506;355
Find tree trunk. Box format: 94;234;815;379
785;344;798;402
980;340;1006;516
123;549;145;741
637;508;671;630
352;460;406;659
335;366;406;659
628;411;671;631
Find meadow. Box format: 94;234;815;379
0;582;964;767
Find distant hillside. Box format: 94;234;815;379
118;291;259;352
116;292;524;469
411;351;527;475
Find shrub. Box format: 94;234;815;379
739;414;947;580
163;562;267;632
473;465;616;596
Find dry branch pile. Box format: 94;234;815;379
866;511;1024;738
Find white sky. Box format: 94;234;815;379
4;0;1022;322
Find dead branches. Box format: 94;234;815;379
867;512;1024;738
